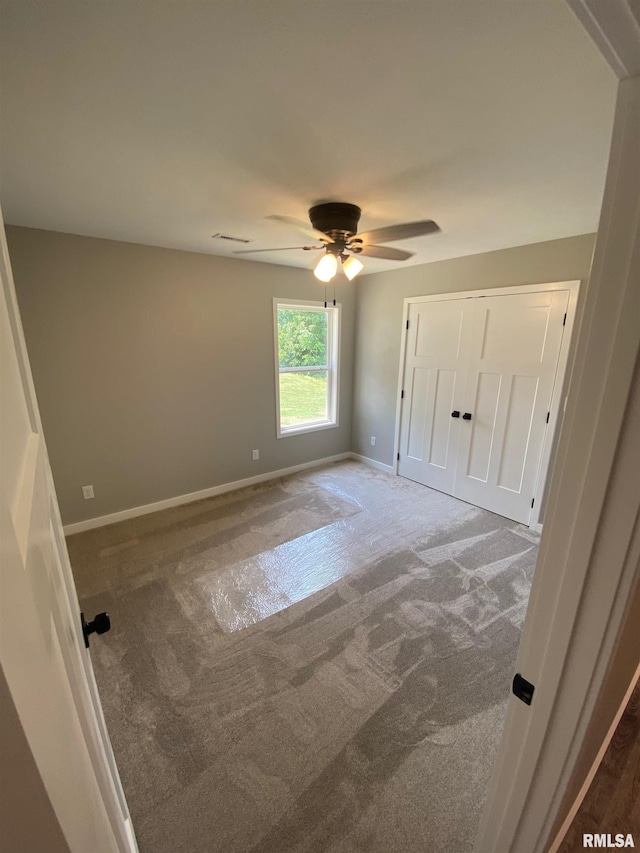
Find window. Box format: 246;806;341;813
274;299;340;437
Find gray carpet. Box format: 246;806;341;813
68;461;538;853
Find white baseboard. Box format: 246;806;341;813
350;452;395;474
63;452;352;535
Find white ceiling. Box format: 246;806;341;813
0;1;617;275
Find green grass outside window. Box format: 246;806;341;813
279;372;328;426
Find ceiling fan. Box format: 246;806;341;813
234;202;440;281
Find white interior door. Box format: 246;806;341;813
0;218;137;852
397;288;570;526
398;298;474;492
455;290;569;524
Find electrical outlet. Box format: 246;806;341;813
252;449;259;461
82;485;94;500
370;436;376;446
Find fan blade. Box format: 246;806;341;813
233;246;322;255
358;245;414;261
267;214;335;243
355;219;440;245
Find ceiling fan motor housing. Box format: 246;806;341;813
309;202;361;241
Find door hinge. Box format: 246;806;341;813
546;411;550;423
531;498;535;508
406;319;409;330
401;390;404;399
563;312;567;326
397;452;400;461
512;673;535;706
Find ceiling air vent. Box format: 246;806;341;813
211;233;252;244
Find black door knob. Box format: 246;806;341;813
81;612;111;648
463;412;472;420
451;410;460;418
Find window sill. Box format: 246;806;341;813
277;420;338;439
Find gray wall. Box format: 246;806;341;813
7;226;355;525
8;226;596;527
351;233;596;466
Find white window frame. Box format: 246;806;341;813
273;298;340;438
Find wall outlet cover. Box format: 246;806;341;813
82;485;94;500
252;449;259;461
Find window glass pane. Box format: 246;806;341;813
278;309;328;369
279;370;328;427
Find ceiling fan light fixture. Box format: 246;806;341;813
314;251;338;282
342;255;364;281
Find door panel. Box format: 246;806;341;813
430;368;457;468
406;367;430;459
480;303;554;362
497;374;539;492
415;304;464;359
466;371;502;482
398;299;473;493
455;291;569;523
0;220;136;851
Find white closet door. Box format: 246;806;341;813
455;290;569;523
398;298;474;493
